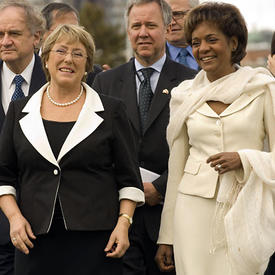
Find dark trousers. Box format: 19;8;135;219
265;253;275;275
123;215;175;275
0;242;14;275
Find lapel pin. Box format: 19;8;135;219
162;89;169;95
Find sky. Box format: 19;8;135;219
200;0;275;32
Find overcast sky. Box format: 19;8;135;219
200;0;275;31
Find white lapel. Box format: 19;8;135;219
57;83;104;162
19;83;59;167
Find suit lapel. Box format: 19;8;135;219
57;83;104;162
19;84;58;167
144;58;174;132
19;83;104;166
28;54;47;96
0;61;5;131
121;60;140;134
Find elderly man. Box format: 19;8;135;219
92;1;196;274
165;0;199;70
41;2;104;83
0;1;46;274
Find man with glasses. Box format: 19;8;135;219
165;0;199;70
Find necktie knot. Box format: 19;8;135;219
180;48;188;57
140;68;154;81
14;75;24;86
178;48;189;66
11;75;25;101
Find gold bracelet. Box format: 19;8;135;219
119;213;133;225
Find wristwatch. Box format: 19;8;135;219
119;213;133;225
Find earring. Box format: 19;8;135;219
45;64;48;69
84;72;87;76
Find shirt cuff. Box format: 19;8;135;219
119;187;145;207
0;186;16;197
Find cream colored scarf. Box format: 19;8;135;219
167;65;275;274
167;65;275;147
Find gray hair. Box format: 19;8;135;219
125;0;172;27
189;0;199;8
0;0;45;35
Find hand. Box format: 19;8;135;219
102;64;111;71
267;54;275;76
207;152;242;174
143;182;162;206
9;213;36;255
104;217;130;258
155;244;175;272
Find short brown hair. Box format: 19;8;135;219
41;24;95;81
184;2;247;64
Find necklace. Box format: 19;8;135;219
46;85;83;107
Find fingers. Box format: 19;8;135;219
11;229;35;255
10;218;36;255
155;245;175;272
104;237;129;258
207;152;242;174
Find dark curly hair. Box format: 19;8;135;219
184;2;247;64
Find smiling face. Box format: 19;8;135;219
127;2;167;66
191;21;238;82
46;37;87;88
0;6;40;73
165;0;191;47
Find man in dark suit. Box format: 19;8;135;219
92;0;196;274
41;2;103;85
0;1;46;274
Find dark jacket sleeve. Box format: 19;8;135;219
0;101;18;189
111;100;143;191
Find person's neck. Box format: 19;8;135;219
168;40;189;48
5;54;34;75
135;52;164;67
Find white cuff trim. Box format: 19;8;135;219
119;187;145;207
0;186;16;197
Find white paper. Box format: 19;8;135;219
139;167;160;182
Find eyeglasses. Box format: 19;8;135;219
51;49;87;60
172;10;190;20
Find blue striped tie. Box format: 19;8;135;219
11;75;25;101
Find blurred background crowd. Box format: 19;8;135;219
30;0;274;69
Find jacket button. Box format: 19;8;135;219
53;169;59;175
216;119;221;126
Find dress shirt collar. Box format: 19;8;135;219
3;54;35;89
134;53;166;73
166;42;193;60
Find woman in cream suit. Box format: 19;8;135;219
155;3;275;275
0;24;144;275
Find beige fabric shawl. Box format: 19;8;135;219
167;66;275;274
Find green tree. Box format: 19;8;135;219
80;2;126;68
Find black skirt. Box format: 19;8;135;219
15;218;122;275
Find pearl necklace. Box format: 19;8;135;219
46;85;83;107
